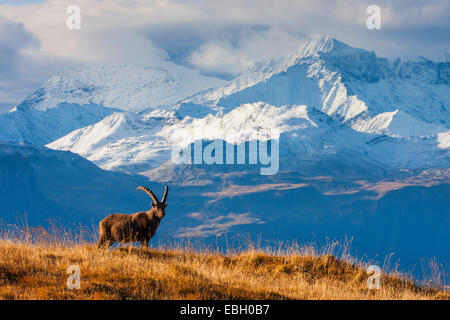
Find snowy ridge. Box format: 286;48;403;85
46;103;331;172
180;36;364;107
16;62;227;112
47;111;172;172
352;110;447;138
47;101;449;175
0;103;119;145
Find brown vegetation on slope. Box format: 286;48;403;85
0;240;447;300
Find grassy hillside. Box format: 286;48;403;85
0;240;447;300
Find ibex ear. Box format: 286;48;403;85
164;203;168;208
152;203;156;208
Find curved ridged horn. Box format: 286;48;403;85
137;186;159;204
161;185;169;204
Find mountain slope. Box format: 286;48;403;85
16;62;227;113
0;103;119;145
0;242;447;300
0;143;160;226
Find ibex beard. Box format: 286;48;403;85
97;185;168;249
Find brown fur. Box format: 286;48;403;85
97;186;168;249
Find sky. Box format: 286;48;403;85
0;0;449;113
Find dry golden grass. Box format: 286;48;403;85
0;240;448;300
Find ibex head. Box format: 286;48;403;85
137;185;169;218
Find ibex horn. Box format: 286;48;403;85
161;185;169;204
137;186;159;204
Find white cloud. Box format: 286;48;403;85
1;0;448;64
187;27;306;76
188;42;254;75
0;15;63;113
0;0;174;63
78;28;168;64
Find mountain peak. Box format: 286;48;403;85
298;35;339;54
284;35;370;64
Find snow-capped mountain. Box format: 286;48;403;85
0;61;226;145
181;36;449;131
16;62;227;112
46;36;449;176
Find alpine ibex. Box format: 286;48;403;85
97;185;168;249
